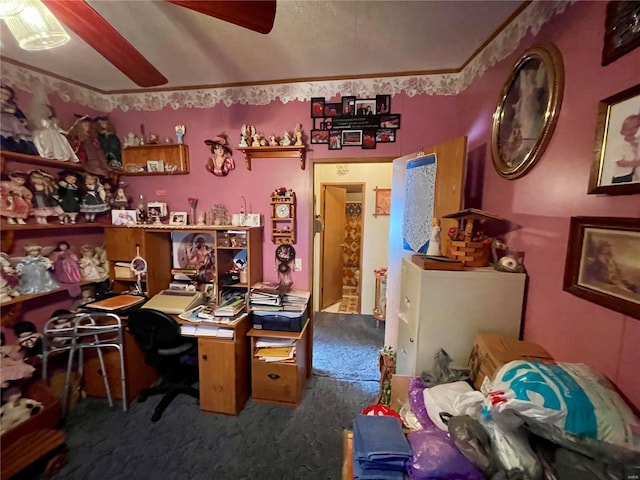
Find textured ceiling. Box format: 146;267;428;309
0;0;525;92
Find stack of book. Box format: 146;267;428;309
253;338;296;362
214;297;246;317
179;305;248;326
250;282;310;313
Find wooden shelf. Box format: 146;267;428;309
236;146;306;171
1;150;86;172
120;144;190;175
1;280;96;308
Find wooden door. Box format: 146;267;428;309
320;185;346;309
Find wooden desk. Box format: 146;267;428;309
176;314;251;415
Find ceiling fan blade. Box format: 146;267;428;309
41;0;168;88
167;1;276;34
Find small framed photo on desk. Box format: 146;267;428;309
170;212;187;225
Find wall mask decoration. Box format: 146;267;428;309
205;133;235;177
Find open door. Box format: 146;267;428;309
320;185;347;309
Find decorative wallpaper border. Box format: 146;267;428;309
0;1;570;112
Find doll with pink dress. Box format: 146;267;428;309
0;172;32;225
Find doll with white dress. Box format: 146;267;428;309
79;244;107;281
29;104;79;162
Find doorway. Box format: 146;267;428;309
319;182;364;314
312;161;393;317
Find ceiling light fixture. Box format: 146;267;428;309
0;0;70;51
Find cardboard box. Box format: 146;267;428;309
390;374;412;412
468;333;553;393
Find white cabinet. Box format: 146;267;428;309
396;258;525;375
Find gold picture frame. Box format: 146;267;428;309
491;43;564;179
563;216;640;319
373;187;391;217
587;83;640;195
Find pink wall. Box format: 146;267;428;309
6;0;638;407
458;1;640;408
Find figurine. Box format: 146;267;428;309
251;131;261;147
239;124;254;147
0;172;32;224
112;182;130;210
0;252;19;302
14;244;60;295
175;124;186;144
123;132;140;148
79;244;107;281
268;134;279;146
80;173;110;222
28;100;80;162
426;217;442;256
280;131;292;146
50;240;83;297
293;123;303;146
67;115;111;179
29;170;63;224
57;170;82;224
0;83;38;155
94;116;123;170
204;133;236;177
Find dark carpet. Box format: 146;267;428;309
34;312;385;480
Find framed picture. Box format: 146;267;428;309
373;187;391;217
376;128;395;143
147;160;164;172
147;201;167;220
342;129;363;146
170;212;188;225
563;216;640;319
311;129;329;144
324;102;342;117
328;131;342;150
111;209;137;226
376;94;391;114
354;99;376;116
380;114;401;129
602;1;640;66
362;128;377;149
342;96;356;116
171;232;215;282
311;97;325;118
491;43;564;180
587;83;640;195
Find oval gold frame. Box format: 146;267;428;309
491;43;564;179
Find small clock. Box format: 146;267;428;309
275;203;290;218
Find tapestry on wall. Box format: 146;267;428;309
402;154;436;253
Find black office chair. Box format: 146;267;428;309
127;308;199;422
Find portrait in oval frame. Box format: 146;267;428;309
491;43;564;179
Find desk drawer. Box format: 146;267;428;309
251;360;300;405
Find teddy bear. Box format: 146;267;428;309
0;394;43;434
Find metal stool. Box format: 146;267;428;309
42;312;127;416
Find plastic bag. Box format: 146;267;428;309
446;414;499;477
422;349;471;387
405;428;485;480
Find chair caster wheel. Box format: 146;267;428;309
151;411;162;422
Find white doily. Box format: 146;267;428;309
402;154;436;253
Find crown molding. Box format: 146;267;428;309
0;1;570;112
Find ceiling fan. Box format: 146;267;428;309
40;0;277;88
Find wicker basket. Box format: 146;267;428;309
447;240;490;267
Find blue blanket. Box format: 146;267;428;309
353;415;412;463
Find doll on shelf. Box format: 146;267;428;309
67;115;112;179
0;83;38;156
29;170;63;224
204;133;236;177
50;240;83;297
280;131;292;146
57;170;82;224
0;252;19;302
0;171;33;225
79;244;108;282
94;116;123;170
28;99;80;162
293;123;303;146
13;244;60;295
80;173;110;222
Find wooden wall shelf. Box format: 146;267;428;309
121;144;190;175
236;146;306;171
1;150;86;172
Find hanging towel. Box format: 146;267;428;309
401;154;437;253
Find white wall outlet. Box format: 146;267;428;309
294;258;302;271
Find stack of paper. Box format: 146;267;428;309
179;306;247;326
253;337;296;362
180;324;234;338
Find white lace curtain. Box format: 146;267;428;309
401;154;437;253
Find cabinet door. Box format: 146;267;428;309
198;337;247;414
104;227;144;261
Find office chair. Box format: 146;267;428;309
127;308;199;422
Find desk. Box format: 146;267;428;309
175;314;250;415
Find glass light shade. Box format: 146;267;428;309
3;0;70;51
0;1;24;18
